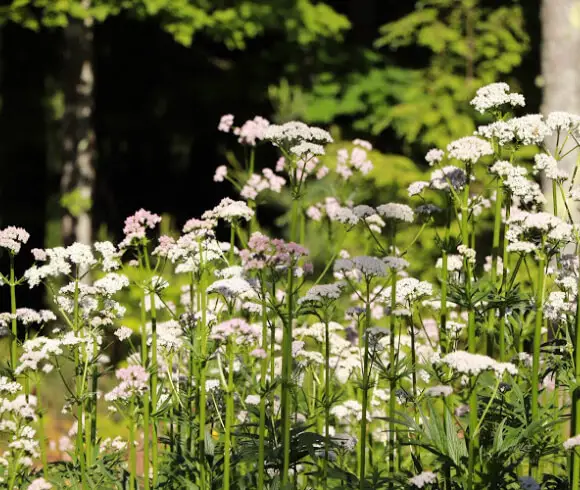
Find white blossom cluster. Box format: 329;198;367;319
440;351;517;376
202;197;254;223
470;82;525;114
376;203;414;223
446;136;493;164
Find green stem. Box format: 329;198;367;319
198;245;209;487
359;288;371;490
324;317;331;489
223;341;235;490
440;199;451;354
487;179;503;355
498;199;511;362
143;248;159;486
229;224;235;263
531;253;546;422
37;380;48;477
73;274;87;490
281;198;299;485
140;286;151;490
572;267;580;487
388;264;398;478
129;399;137;490
9;255;17;376
462;170;477;490
553;180;559;217
258;282;268;489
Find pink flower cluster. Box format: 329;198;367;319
0;226;30;255
240;232;311;273
120;209;162;247
240;168;286;200
336;140;373;180
218;114;270;146
211;318;261;344
104;365;149;402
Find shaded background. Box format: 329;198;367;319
0;0;545;308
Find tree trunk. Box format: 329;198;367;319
541;0;580;218
61;1;95;247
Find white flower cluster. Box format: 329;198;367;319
447;136;493;164
477;114;551;147
533;153;568;182
382;278;433;306
435;254;463;271
430;166;467;191
93;273;130;296
207;277;256;300
457;245;476;264
263;121;333;150
564;434;580;450
100;436;128;453
0;377;21;395
383;256;410;271
299;282;345;304
425;148;444;166
202;198;254;223
0;226;29;255
408;181;430;197
25;243;101;287
334;256;386;279
544;291;574;323
507;211;573;246
440;351;517;376
408;471;438;488
546;111;580;132
376;203;414;223
0;309;56;326
27;478;52;490
94;241;122;271
470;82;525;114
16;337;63;375
423;385;453;398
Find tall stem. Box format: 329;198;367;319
223;340;234;490
571;266;580;487
498;200;511;362
359;287;371;490
488;179;503;355
440;198;451;354
37;380;48;477
531;251;546;475
388;241;398;477
143;249;159;486
140;282;151;490
129;399;137;490
9;255;17;375
461;172;477;490
197;243;209;487
258;281;268;489
281;198;299;485
73;273;87;489
324;317;331;488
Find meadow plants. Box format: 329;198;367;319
2;83;580;489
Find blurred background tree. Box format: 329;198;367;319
0;0;543;307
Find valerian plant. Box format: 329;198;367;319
4;82;580;490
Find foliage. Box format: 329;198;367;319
295;0;529;149
0;0;350;48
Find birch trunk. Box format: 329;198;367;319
541;0;580;219
61;1;94;246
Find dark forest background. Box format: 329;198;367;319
0;0;543;307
